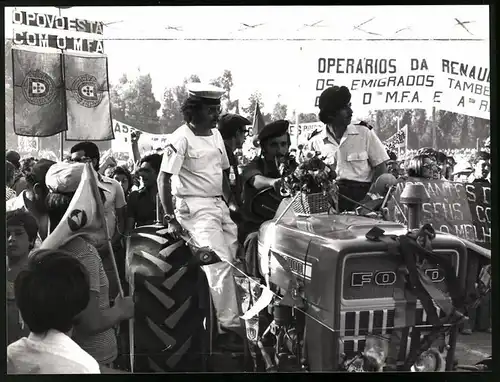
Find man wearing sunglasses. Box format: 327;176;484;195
218;113;251;215
158;84;243;350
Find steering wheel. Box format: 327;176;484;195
250;186;283;221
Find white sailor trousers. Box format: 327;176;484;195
175;196;241;331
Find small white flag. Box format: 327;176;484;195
240;285;274;320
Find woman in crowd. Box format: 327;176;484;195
406;154;439;179
6;162;18;201
8;250;100;374
109;166;134;199
44;162;134;370
7;209;39;346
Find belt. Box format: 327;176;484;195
336;179;371;187
177;195;224;199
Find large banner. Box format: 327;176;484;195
12;9;104;54
111;120;170;154
387;178;491;249
301;41;490;120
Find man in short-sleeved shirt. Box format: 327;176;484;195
316;86;389;211
158;83;242;350
70;142;127;299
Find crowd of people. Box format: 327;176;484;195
6;83;490;374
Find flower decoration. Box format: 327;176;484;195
281;152;337;196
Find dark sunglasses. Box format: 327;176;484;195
70;156;92;163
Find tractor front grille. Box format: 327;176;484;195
339;307;447;356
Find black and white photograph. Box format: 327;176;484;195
5;4;491;374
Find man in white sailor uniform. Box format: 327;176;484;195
157;83;242;350
310;86;389;212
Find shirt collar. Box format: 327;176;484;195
321;123;358;144
28;329;69;344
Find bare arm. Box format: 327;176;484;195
373;161;388;180
251;175;280;191
125;217;136;235
74;292;124;335
158;172;175;216
113;206;127;243
368;161;388;194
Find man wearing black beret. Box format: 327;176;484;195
218;113;251;210
240;119;294;239
312;85;389;212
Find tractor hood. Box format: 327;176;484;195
272;212;407;241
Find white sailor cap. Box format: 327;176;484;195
186;83;225;104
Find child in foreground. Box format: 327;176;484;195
7;209;38;345
7;249;101;374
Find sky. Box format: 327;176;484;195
5;5;490;118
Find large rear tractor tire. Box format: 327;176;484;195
126;225;212;372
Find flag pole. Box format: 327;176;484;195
397;117;401;159
59;6;65;161
87;162;124;297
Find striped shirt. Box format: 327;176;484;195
60;237;117;365
6;187;17;201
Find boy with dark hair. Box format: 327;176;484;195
7;250;100;374
44;162;134;368
6;159;56;246
7;209;39;345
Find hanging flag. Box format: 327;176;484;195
227;99;240;114
64;53;114;141
12;48;66;137
40;162;107;250
252;103;266;136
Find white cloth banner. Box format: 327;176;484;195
300;41;490;120
431;42;490;120
111;119;171;154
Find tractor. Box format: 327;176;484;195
124;177;491;372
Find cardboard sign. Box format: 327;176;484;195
387;178;491;249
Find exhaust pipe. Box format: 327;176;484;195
399;183;430;230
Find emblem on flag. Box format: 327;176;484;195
21;70;57;106
67;209;88;231
71;74;103;108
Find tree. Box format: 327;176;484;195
160;74;201;134
242;91;272;123
298;113;319;123
110;71;162;134
272;102;288;121
209;69;233;105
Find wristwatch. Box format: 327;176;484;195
164;213;176;223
